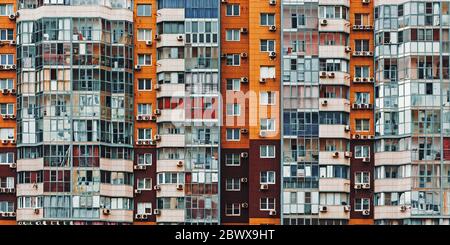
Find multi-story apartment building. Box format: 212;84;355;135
1;0;449;226
374;0;450;225
0;0;17;225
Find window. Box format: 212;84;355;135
355;40;369;52
260;92;276;105
226;178;241;191
226;54;240;66
226;128;240;141
260;40;275;52
0;4;13;16
137;4;152;16
226;29;240;41
137;178;152;190
0;128;14;140
137;153;152;166
0;152;14;164
137;202;152;215
0;29;13;41
355;172;370;184
260;13;275;26
226;4;240;16
225;153;240;166
260;171;276;184
138;128;152;140
0;54;14;65
0;79;13;90
260;66;276;79
355;92;370;104
355;66;370;78
226;103;240;116
137;29;152;41
355;145;370;158
319;165;349;179
138;79;152;91
355;119;370;132
291;14;306;28
355;14;370;26
260;197;276;210
260;145;275;158
225;203;240;216
0;104;14;115
138;104;152;115
260;118;276;131
0;201;14;213
0;177;14;188
138;54;152;66
355;198;370;211
226;79;240;91
157;172;185;184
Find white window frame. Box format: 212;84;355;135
260;40;276;52
355;198;370;211
225;203;241;216
260;145;276;158
137;202;152;215
137;153;152;166
355;145;370;158
225;178;241;191
226;54;240;66
355;119;370;132
138;54;152;66
226;128;240;141
137;128;152;140
260;13;275;26
225;4;240;16
260;171;276;184
355;172;370;184
260;118;276;132
260;197;276;211
225;153;241;166
226;103;240;116
138;79;152;91
226;79;240;91
226;29;240;41
260;92;276;105
137;28;152;41
137;178;152;190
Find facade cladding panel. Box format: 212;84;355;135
0;0;447;225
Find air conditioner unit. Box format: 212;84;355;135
149;140;156;146
154;135;161;141
241;128;249;134
9;163;16;169
365;25;373;30
154;185;161;191
269;51;277;58
221;0;228;3
332;151;339;158
269;25;277;31
362;209;370;216
2;115;7;120
34;208;40;214
327;72;335;78
344;125;350;131
269;210;277;216
9;40;16;46
319;206;328;212
103;209;111;215
345;46;352;52
344;152;352;158
153;209;161;215
240;77;248;83
154;109;161;115
353;77;361;83
353;51;362;56
362;157;370;163
240;28;248;34
362;183;370;189
241;203;249;208
154;34;161;41
354;184;362;189
260;184;269;190
151;115;157;122
11;64;16;70
240;52;248;58
136;115;143;121
240;178;248;183
2;89;9;94
177;161;183;167
2;140;8;144
9;14;16;20
177;35;183;41
240;152;248;158
363;135;369;139
368;135;374;139
260;131;267;137
352;134;360;139
134;189;142;194
136;140;143;145
366;51;373;56
352;103;359;110
369;77;375;83
320;71;327;78
400;205;408;212
176;184;184;190
321;100;328;106
145;40;153;46
269;0;276;5
134;65;142;70
362;0;370;4
344;206;351;212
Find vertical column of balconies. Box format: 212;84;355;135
133;0;157;225
219;0;250;225
0;0;17;225
348;0;375;225
374;0;450;225
15;1;135;225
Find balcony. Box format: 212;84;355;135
319;178;350;193
319;0;349;6
16;183;44;196
319;125;350;139
100;209;133;223
156;209;185;223
318;151;351;166
156;59;185;73
17;158;44;172
156;34;185;48
374;206;411;220
157;134;185;148
319;71;350;86
319;45;350;60
99;158;133;172
156;159;185;172
100;184;133;198
155;184;185;198
375;151;411;166
374;178;412;193
16;208;43;221
156;8;185;23
157;109;185;123
319;19;350;33
319;98;350;113
318;205;350;220
156;83;185;98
